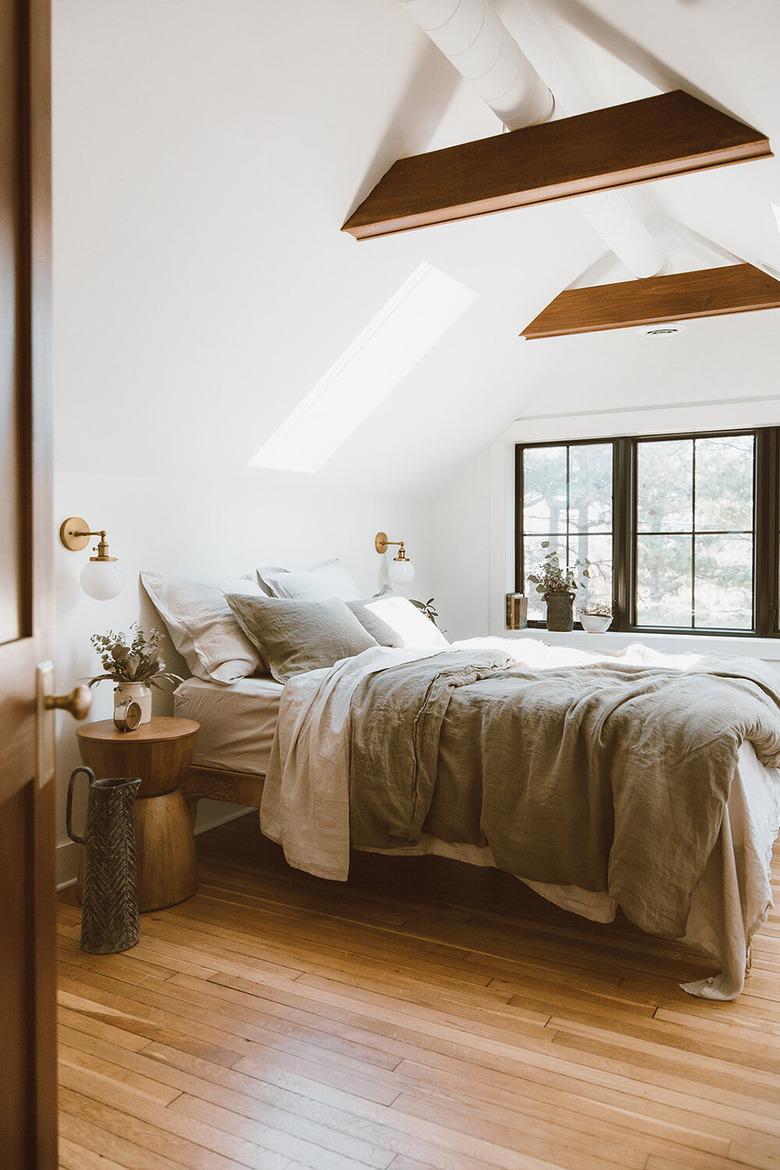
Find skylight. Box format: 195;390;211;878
248;262;477;473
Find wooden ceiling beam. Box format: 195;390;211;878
520;262;780;340
342;91;770;241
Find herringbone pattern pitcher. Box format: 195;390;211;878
67;766;141;954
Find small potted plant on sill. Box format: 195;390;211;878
580;601;613;634
87;623;182;725
527;542;589;632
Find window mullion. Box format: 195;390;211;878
755;428;779;636
612;438;631;631
691;440;697;629
514;444;524;594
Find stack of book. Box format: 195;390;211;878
505;593;528;630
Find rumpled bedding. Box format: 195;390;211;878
261;638;780;999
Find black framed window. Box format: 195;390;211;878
515;427;780;637
518;440;613;624
635;435;754;630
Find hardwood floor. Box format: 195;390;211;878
57;813;780;1170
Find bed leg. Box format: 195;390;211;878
745;944;753;979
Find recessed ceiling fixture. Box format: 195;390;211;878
642;323;687;336
248;262;476;473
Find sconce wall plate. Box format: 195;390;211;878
374;530;415;585
60;517;92;552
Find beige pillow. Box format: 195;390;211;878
225;594;378;684
141;571;266;684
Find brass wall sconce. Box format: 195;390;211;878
59;517;124;600
374;531;415;585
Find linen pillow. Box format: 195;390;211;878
226;594;378;684
359;596;449;650
257;558;361;602
141;572;265;684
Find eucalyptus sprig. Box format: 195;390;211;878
527;541;590;596
87;622;183;690
410;598;439;626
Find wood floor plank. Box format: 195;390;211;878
59;1111;189;1170
140;1041;513;1170
57;813;780;1169
59;1086;253;1170
58;1134;129;1170
58;970;404;1106
58;1023;394;1168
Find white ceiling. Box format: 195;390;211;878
53;0;780;497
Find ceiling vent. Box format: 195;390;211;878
642;323;687;336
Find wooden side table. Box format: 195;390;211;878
77;716;200;913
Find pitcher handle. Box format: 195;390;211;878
66;766;94;845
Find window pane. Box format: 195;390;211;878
695;435;754;533
524;535;565;621
694;534;753;629
571;534;612;610
524;534;612;622
637;440;693;532
569;444;612;533
523;447;566;534
636;535;692;626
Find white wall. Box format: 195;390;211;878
428;449;492;642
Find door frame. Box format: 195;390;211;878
0;0;56;1164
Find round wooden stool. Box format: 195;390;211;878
77;716;200;912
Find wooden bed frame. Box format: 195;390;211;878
181;764;756;979
182;763;264;817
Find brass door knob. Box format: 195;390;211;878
45;684;92;721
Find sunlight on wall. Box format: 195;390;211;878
248;262;477;473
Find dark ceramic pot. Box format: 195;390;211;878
545;592;574;632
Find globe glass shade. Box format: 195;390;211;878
387;557;415;586
80;559;125;601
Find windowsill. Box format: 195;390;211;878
503;627;780;661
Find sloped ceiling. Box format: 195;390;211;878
54;0;780;496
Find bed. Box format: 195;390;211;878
176;675;277;809
174;637;780;1001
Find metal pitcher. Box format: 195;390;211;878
67;766;141;954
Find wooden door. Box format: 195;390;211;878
0;2;57;1166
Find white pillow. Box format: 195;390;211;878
363;596;448;650
256;565;289;596
258;558;361;603
141;572;264;684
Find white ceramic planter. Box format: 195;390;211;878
114;681;152;724
580;614;612;634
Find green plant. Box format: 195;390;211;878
87;623;182;690
410;597;439;626
527;542;590;597
582;600;612;617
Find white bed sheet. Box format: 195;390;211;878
174;676;282;775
